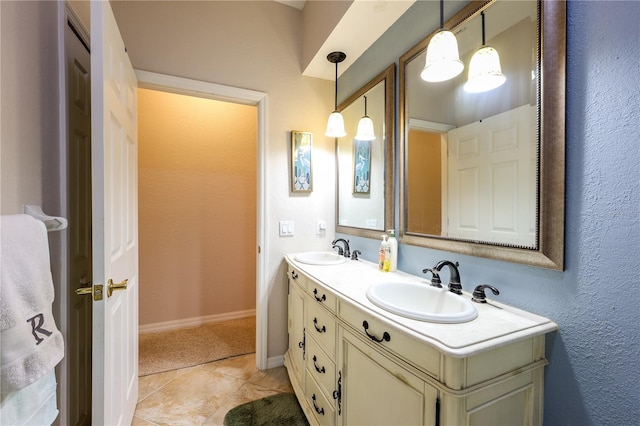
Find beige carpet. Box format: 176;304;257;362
139;316;256;376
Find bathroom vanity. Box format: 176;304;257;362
284;254;557;426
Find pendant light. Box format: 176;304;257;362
325;51;347;138
464;11;506;93
355;96;376;141
421;0;463;83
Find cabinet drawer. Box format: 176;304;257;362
307;301;337;357
305;370;335;426
339;301;440;380
307;282;337;313
289;267;307;291
306;336;336;403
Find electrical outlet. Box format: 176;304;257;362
316;220;327;234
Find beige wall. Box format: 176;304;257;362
138;88;257;325
111;1;337;358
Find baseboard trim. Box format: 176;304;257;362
139;309;256;334
267;355;284;369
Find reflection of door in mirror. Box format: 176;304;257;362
445;105;536;247
407;105;536;247
403;0;538;248
399;0;565;269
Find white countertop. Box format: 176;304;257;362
286;253;558;358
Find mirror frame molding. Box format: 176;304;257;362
336;64;396;239
398;0;566;270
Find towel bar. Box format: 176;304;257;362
23;205;68;232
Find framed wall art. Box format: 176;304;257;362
291;131;313;193
353;139;371;194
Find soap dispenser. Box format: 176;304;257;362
378;234;390;272
387;229;398;272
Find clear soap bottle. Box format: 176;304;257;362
387;229;398;272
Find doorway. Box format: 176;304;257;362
62;51;268;423
136;71;268;370
137;87;257;370
64;8;92;426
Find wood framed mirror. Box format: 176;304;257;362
336;64;395;239
399;0;565;270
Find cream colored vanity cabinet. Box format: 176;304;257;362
338;327;438;425
285;257;554;426
287;266;306;387
337;298;547;426
286;265;339;425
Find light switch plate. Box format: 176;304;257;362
279;220;294;237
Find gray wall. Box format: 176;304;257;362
338;1;640;425
1;0;61;216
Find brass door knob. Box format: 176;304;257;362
107;278;128;297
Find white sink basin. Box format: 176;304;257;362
366;282;478;323
294;251;347;266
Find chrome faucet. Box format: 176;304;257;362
331;238;351;258
423;260;463;295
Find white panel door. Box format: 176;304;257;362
90;2;139;424
447;105;534;246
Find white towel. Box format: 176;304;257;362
0;215;64;393
0;370;59;425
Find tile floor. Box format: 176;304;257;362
133;354;293;425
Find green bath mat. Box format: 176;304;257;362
223;393;309;426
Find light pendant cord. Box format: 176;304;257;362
334;61;338;110
481;11;486;45
364;96;368;116
439;0;444;29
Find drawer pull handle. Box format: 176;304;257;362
313;355;326;374
313;288;326;302
313;317;326;333
362;320;391;343
291;270;298;279
312;394;325;416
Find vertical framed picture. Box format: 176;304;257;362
353;139;371;194
291;131;313;193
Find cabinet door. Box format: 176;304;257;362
339;329;437;426
288;274;306;385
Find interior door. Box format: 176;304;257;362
446;105;534;246
90;1;139;424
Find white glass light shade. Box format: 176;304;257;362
464;46;506;93
355;116;376;141
325;111;347;137
421;30;464;83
